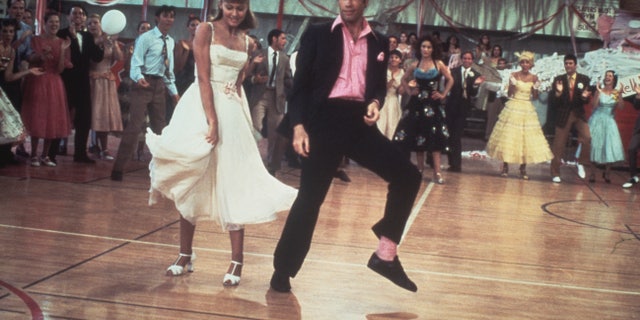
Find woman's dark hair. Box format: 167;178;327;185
605;70;618;88
491;44;503;58
445;35;459;51
0;18;19;31
187;14;201;27
44;11;60;24
211;0;256;30
413;35;443;61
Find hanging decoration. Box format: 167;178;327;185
83;0;125;6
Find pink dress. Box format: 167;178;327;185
90;43;123;132
21;36;71;138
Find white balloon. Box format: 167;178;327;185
101;10;126;35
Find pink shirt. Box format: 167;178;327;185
328;16;372;102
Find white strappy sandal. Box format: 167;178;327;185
166;252;196;276
222;260;243;286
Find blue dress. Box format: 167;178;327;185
393;67;449;152
588;92;625;164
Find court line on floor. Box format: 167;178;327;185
401;181;434;245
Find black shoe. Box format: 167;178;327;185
73;155;96;164
270;271;291;293
367;252;417;292
110;170;123;181
447;166;461;173
334;170;351;182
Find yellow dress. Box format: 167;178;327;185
486;80;553;164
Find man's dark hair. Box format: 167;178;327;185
564;53;577;64
155;5;176;18
69;4;88;16
267;29;284;46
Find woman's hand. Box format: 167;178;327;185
555;79;563;93
205;121;219;145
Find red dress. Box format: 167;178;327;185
21;36;71;138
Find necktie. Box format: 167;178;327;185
568;75;575;101
462;68;468;99
162;36;170;78
269;51;277;87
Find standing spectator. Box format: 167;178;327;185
56;4;104;164
388;35;398;52
120;21;151;161
484;57;508;140
173;15;200;97
21;12;72;167
87;14;123;160
111;5;180;181
442;34;460;66
475;34;491;62
7;0;32;66
377;49;404;140
249;28;292;175
270;0;421;293
549;54;593;183
0;18;41;167
587;70;625;183
445;51;484;172
394;35;453;183
397;31;410;60
22;8;33;29
622;83;640;188
169;15;200;122
485;51;552;179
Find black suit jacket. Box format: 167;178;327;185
548;73;591;128
286;22;388;130
445;66;481;117
57;28;104;109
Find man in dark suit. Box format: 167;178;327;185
445;51;483;172
249;29;293;175
622;84;640;188
548;54;592;183
55;4;104;163
270;0;421;293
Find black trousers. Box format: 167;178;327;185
628;117;640;177
446;112;465;170
273;99;422;277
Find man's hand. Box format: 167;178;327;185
363;101;380;126
292;124;310;157
137;78;150;88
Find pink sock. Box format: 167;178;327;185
375;236;397;261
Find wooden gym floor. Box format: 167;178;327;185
0;137;638;319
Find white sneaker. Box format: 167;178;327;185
622;176;639;189
576;164;586;179
552;176;562;183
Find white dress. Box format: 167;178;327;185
146;23;297;229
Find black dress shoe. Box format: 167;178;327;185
74;155;96;164
447;166;461;173
333;169;351;182
367;252;417;292
110;170;123;181
270;271;291;293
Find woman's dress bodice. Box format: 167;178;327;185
207;44;247;84
594;92;617;113
413;67;440;97
512;80;533;101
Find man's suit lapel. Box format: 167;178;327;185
327;26;343;83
